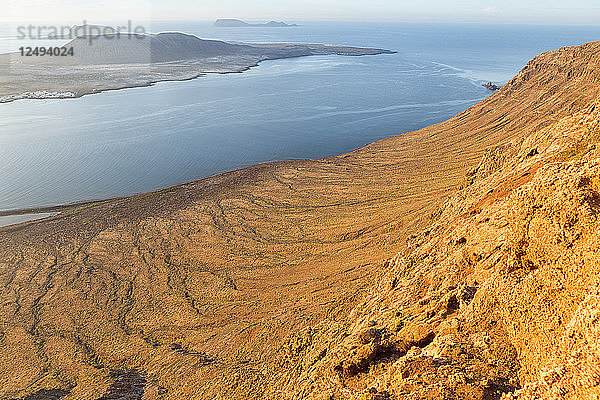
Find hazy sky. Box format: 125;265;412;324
4;0;600;25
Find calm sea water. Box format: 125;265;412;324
1;22;600;211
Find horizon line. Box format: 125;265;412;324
2;19;600;27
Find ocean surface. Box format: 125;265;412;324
1;22;600;212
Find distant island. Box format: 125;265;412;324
0;31;392;103
215;19;299;27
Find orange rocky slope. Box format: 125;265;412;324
2;42;600;399
295;91;600;400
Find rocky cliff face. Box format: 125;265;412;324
292;91;600;400
2;42;600;400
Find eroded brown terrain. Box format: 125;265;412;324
2;41;600;399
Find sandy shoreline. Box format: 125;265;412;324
0;158;303;226
0;212;60;228
0;200;106;217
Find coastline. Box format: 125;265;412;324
0;199;115;217
0;212;60;228
0;159;305;228
0;69;207;104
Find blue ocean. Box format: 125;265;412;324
1;22;600;211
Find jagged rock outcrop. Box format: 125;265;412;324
2;42;600;399
483;81;501;91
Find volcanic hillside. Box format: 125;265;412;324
2;42;600;399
